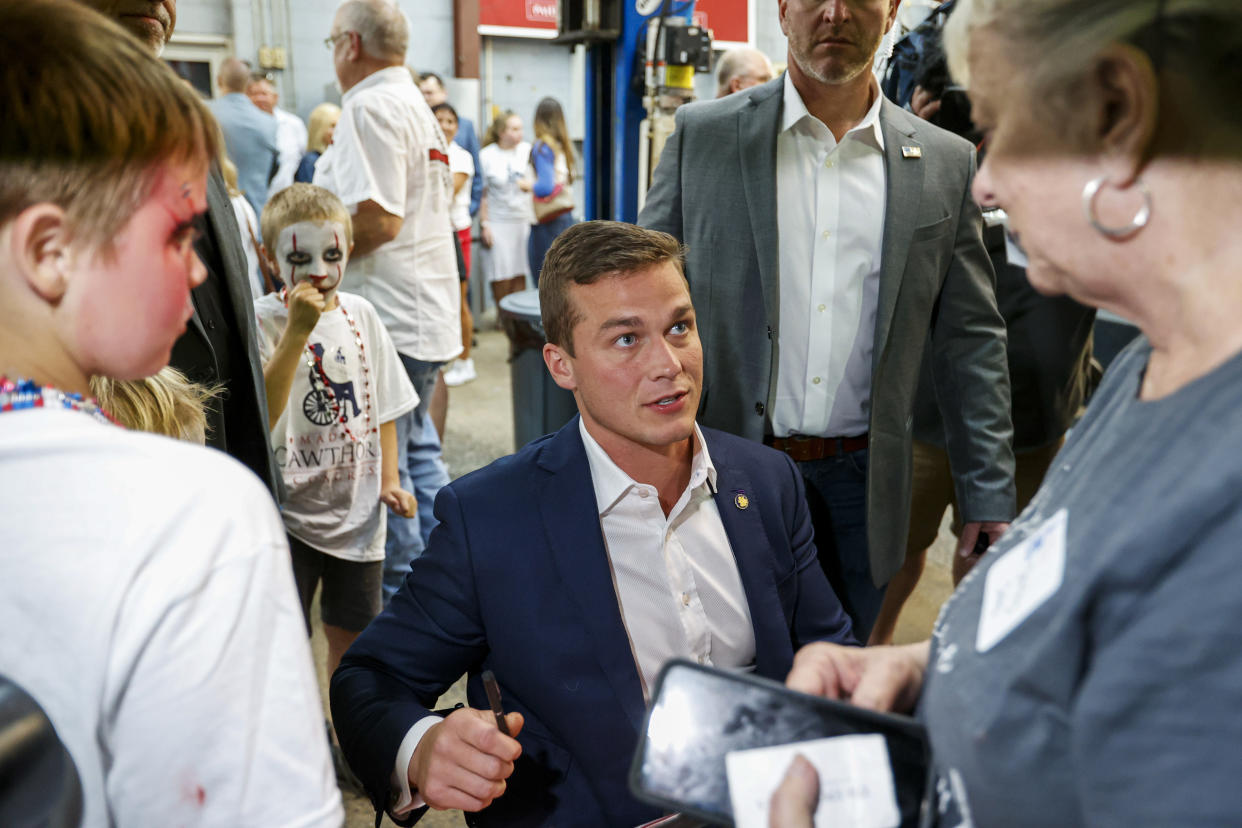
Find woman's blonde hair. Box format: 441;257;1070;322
945;0;1242;151
307;103;341;154
221;156;243;199
92;368;222;445
482;110;518;148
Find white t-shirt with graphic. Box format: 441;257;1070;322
255;291;418;561
480;141;534;223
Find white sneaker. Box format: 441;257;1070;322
443;358;477;386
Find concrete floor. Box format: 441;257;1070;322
314;315;958;827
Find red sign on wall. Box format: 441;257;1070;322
478;0;752;45
693;0;753;46
479;0;558;35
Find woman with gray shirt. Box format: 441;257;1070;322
771;1;1242;824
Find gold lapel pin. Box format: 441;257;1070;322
902;146;923;159
734;492;750;510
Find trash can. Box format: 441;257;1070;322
498;289;578;452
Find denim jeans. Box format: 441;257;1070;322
797;447;885;639
383;355;450;604
527;212;575;286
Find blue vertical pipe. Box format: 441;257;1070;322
582;1;696;222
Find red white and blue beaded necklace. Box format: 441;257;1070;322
0;376;119;426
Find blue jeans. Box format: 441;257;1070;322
527;212;575;286
383;356;450;604
797;447;885;640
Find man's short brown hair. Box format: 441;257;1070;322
0;0;217;251
539;221;686;355
261;183;354;250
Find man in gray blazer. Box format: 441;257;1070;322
639;0;1014;637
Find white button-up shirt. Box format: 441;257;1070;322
580;420;756;699
314;66;461;363
267;107;308;199
773;72;887;439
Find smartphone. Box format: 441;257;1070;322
628;660;930;827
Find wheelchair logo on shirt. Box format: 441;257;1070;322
303;341;361;426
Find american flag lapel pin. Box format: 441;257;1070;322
902;145;923;159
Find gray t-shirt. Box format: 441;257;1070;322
921;337;1242;827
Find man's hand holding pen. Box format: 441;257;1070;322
407;707;524;812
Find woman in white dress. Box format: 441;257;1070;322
478;111;533;307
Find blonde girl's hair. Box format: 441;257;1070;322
91;368;223;445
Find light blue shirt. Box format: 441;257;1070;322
210;93;278;224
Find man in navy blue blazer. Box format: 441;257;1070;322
331;221;855;827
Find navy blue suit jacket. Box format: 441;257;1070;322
331;418;854;827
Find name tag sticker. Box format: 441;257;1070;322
726;733;900;828
976;508;1068;653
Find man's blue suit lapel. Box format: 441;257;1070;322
535;420;648;734
707;432;795;679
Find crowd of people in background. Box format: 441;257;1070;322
5;0;1242;826
201;50;578;397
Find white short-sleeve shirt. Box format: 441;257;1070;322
0;409;342;827
447;142;475;232
314;67;462;363
479;141;534;223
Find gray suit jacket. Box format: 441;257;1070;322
638;77;1015;585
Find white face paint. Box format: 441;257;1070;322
275;220;349;302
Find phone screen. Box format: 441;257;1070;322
629;661;930;826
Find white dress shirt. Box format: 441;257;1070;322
267;107;309;199
773;72;887;439
389;420;756;814
580;419;756;697
314;66;461;363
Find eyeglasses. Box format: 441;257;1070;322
323;30;354;50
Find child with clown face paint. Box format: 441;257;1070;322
254;183;418;677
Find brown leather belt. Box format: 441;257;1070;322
765;433;869;462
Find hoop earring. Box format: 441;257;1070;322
1082;176;1152;240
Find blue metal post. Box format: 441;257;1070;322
583;44;604;221
582;1;695;222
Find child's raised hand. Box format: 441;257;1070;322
381;484;417;519
286;281;326;337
